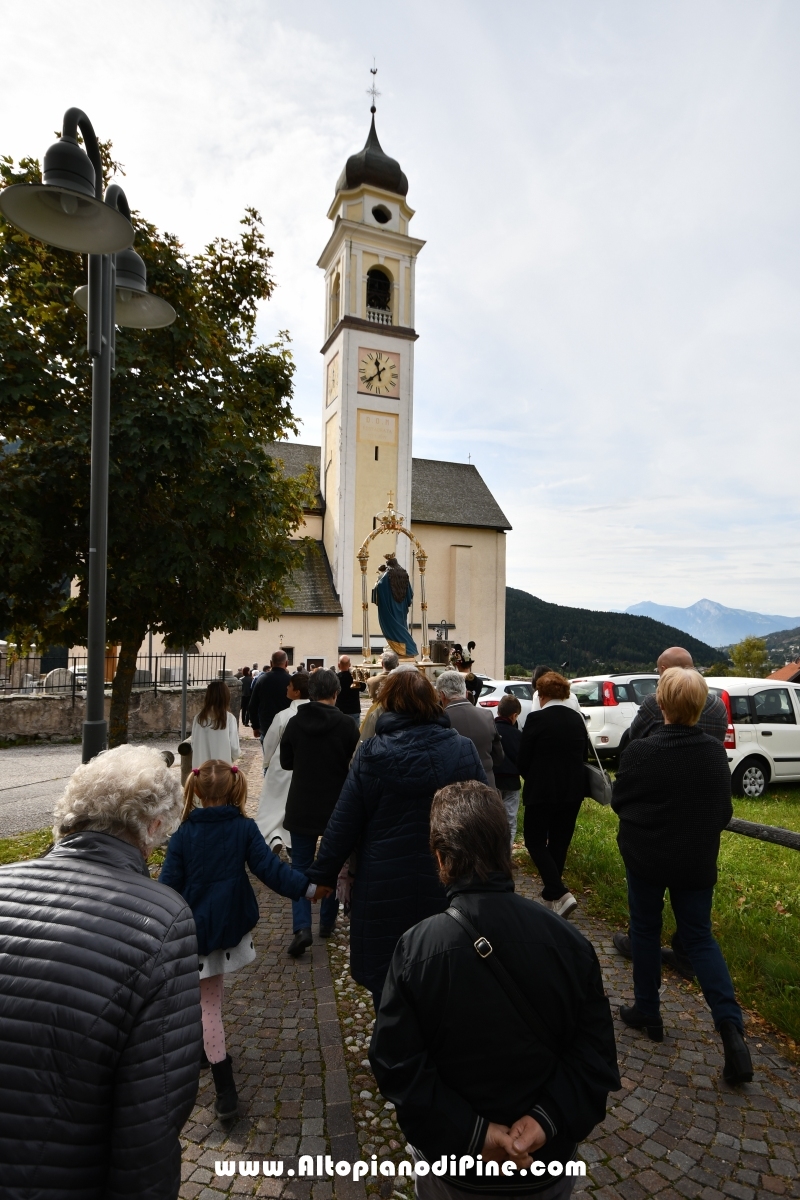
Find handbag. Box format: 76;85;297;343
444;904;559;1061
583;736;613;805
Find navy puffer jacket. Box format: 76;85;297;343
160;806;310;955
307;711;487;995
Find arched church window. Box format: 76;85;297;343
329;273;340;331
366;267;392;325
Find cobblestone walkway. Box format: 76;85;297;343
178;749;800;1200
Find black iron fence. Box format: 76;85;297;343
0;652;228;702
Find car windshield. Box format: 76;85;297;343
571;681;602;707
479;683;498;698
630;678;658;704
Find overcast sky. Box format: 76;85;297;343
2;1;799;614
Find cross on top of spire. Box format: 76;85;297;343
367;61;381;114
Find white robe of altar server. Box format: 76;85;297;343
255;698;309;849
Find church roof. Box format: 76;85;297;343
266;443;323;513
283;540;342;616
267;442;511;532
411;458;512;531
335;116;409;198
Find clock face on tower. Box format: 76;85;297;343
326;353;339;406
357;348;400;397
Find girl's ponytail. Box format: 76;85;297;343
182;759;248;821
181;769;203;822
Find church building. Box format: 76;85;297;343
207;112;510;677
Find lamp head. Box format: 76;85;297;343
42;134;96;196
73;245;176;329
0;134;133;255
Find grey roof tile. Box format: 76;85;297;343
410;458;511;530
283;541;342;615
266;443;323;513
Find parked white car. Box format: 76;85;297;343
706;677;800;797
569;674;660;759
476;679;535;728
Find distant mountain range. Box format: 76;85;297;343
505;589;718;672
625;599;800;648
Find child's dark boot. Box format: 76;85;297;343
211;1054;239;1120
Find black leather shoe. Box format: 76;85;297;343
661;946;696;980
211;1054;239;1120
318;924;335;938
620;1004;664;1042
613;931;695;979
288;928;313;958
613;931;632;958
720;1020;753;1084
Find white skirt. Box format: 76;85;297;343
198;929;256;979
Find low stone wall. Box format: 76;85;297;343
0;681;241;743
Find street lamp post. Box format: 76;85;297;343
0;107;176;762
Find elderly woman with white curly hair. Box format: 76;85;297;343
0;744;203;1200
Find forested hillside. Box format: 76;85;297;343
505;588;719;673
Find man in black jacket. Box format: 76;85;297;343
627;646;727;744
248;649;292;739
495;694;523;847
335;653;366;725
371;780;620;1198
0;744;201;1200
612;667;752;1084
281;668;360;955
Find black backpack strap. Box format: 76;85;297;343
444;905;558;1058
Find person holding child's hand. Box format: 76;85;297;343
160;759;332;1120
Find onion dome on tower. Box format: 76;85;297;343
335;115;408;198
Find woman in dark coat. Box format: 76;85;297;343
517;671;589;921
0;744;202;1200
611;666;752;1083
306;669;486;1007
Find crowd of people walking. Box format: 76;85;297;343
0;642;754;1198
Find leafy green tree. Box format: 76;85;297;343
703;661;731;677
729;636;770;678
1;149;312;744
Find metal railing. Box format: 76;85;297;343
0;652;228;705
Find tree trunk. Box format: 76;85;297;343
109;635;143;747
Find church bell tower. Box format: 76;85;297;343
318;102;425;653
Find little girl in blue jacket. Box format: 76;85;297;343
160;758;328;1120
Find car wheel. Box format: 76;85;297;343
731;757;769;798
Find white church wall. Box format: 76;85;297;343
409;523;506;678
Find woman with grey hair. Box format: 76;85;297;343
0;744;203;1200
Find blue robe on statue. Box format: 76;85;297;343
373;570;418;657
